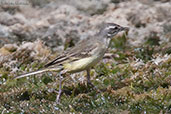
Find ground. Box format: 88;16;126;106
0;0;171;113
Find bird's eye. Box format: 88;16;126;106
114;26;118;29
109;26;118;31
113;26;119;30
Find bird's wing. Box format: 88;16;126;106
44;38;99;67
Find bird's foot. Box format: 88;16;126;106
87;80;101;93
56;89;62;104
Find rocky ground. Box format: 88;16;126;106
0;0;171;113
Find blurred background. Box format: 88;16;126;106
0;0;170;50
0;0;171;113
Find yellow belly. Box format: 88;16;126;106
63;55;103;73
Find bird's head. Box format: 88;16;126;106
99;23;129;39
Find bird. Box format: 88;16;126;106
14;23;129;103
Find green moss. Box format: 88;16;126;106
134;46;154;62
0;37;171;113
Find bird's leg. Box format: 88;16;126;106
56;73;63;103
86;69;92;86
86;68;96;88
86;69;101;92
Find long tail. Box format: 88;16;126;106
14;67;63;79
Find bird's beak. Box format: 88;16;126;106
122;27;129;32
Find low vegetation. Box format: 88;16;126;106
0;35;171;113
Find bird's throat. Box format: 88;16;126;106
104;37;111;48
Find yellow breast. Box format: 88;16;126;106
63;54;103;73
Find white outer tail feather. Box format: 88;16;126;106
14;67;62;79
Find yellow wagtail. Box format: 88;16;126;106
14;23;129;102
